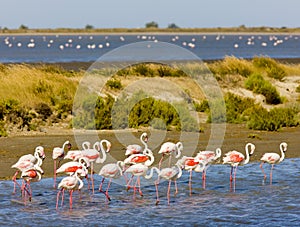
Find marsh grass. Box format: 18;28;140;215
0;59;299;136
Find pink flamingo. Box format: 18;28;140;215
180;156;205;196
147;159;184;205
56;169;84;210
158;141;183;168
78;140;111;193
260;142;288;185
124;148;154;166
11;146;45;194
124;163;155;198
98;161;125;201
223;143;255;191
124;149;154;190
64;141;91;161
52;140;72;188
195;148;222;189
125;132;148;156
56;157;90;177
20;166;43;204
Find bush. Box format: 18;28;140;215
252;56;286;80
35;102;52;120
0;121;7;137
245;73;282;104
225;93;256;123
246;105;299;131
209;56;253;77
106;78;122;90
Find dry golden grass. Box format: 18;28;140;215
0;64;82;107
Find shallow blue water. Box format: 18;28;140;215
1;34;300;63
1;159;300;226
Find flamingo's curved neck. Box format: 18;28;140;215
99;140;110;163
176;163;183;178
117;161;125;174
175;142;183;158
141;133;148;150
279;143;286;162
145;150;154;166
215;148;222;159
75;173;84;190
244;144;251;165
145;167;159;179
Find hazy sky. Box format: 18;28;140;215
1;0;299;29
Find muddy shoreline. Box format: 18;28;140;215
1;124;299;181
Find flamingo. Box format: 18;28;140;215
56;157;90;177
56;169;84;210
20;166;43;204
124;149;154;190
98;161;125;201
223;143;255;191
11;146;45;194
124;148;154;167
147;159;184;205
158;141;183;168
124;163;155;198
64;141;91;161
179;156;206;196
260;142;288;184
195;148;222;189
52;140;72;188
125;132;148;156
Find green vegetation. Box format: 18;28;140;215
0;58;299;136
245;73;282;104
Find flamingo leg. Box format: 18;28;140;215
232;166;238;192
137;177;143;197
69;190;73;209
260;162;267;183
174;180;178;196
99;178;105;192
126;174;134;191
56;189;62;209
12;171;20;194
189;170;193;196
155;181;160;205
202;170;206;189
270;164;274;185
105;179;112;202
167;180;171;205
90;163;94;194
230;166;233;182
61;189;65;207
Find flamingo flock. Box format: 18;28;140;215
10;134;288;208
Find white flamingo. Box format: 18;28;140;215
56;169;84;210
158;141;183;168
98;161;125;201
52;140;72;188
125;132;148;156
11;146;45;194
223;143;255;191
195;148;222;189
260;142;288;184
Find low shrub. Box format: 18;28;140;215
209;56;253;77
106;78;122;90
252;56;286;80
246;105;299;131
245;73;282;104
